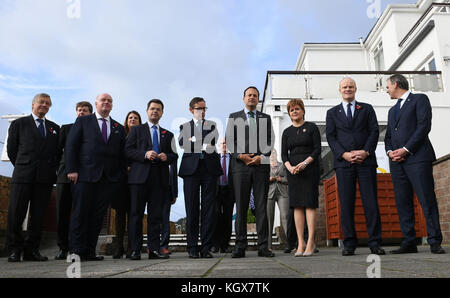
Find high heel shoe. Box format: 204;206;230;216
303;245;317;257
294;251;304;257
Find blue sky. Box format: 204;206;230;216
0;0;416;220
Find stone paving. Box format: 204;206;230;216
1;245;450;278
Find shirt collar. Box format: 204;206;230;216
342;100;356;107
193;118;203;126
244;107;257;116
399;91;411;101
32;113;45;122
95;112;110;122
148;122;160;130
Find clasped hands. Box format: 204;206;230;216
342;150;369;164
388;148;408;163
145;150;167;162
287;162;307;175
239;154;262;166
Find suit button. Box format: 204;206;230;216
395;128;398;131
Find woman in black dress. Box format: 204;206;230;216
112;110;142;258
281;99;321;257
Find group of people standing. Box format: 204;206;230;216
5;73;445;263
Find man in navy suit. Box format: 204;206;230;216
385;74;445;254
179;97;222;259
65;93;126;261
326;78;384;256
6;93;60;262
125;99;178;260
54;101;92;261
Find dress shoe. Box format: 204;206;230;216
8;251;21;262
284;246;294;254
231;249;245;258
370;247;386;255
430;244;446;254
55;249;68;260
130;251;141;260
303;246;318;257
200;251;213;258
258;249;275;257
390;245;418;254
23;250;48;262
188;251;200;259
294;251;303;257
149;250;169;259
160;248;171;255
342;248;355;256
113;246;125;259
210;246;219;253
82;254;104;261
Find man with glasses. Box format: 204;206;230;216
178;97;222;259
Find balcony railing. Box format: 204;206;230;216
262;71;443;105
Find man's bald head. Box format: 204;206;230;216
95;93;113;118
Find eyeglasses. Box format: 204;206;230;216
194;107;208;111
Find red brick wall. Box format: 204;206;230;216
0;176;11;231
434;154;450;245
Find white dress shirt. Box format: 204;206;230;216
32;113;46;136
95;112;111;140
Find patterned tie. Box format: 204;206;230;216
36;118;45;138
394;99;403;122
152;125;160;154
346;103;353;125
101;118;108;143
221;155;228;185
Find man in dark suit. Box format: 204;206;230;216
160;161;178;255
326;78;384;256
211;138;235;254
125;99;178;260
225;86;275;258
179;97;222;259
385;74;445;254
6;93;60;262
65;93;126;261
54;101;92;260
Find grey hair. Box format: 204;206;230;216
32;93;52;106
388;74;409;90
339;77;357;87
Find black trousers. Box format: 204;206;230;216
233;166;270;251
55;183;72;251
183;161;218;254
7;183;52;253
391;161;442;246
69;176;115;255
129;168;164;253
286;208;298;249
335;165;382;249
212;185;234;249
160;188;173;250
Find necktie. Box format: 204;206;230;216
346;103;353;125
248;111;256;135
101;118;108;143
394;99;403;122
221;155;228;185
36;119;45;138
152;125;160;154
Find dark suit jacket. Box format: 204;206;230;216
56;124;73;184
225;109;274;173
326;101;379;168
218;153;235;199
168;162;178;200
7;115;60;184
385;92;436;164
65;113;126;183
125;123;178;186
178;119;222;177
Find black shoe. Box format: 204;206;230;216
55;249;68;260
232;249;245;258
210;246;219;253
82;254;104;261
8;251;21;262
188;251;200;259
148;250;169;259
284;246;293;254
200;251;213;258
113;246;125;259
390;245;418;254
370;246;386;255
130;251;141;260
23;250;48;262
258;249;275;257
430;244;446;254
342;248;355;256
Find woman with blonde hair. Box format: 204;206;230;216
281;99;321;257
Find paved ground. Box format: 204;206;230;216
1;245;450;278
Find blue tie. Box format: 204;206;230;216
394;99;403;122
346;103;353;125
36;118;45;138
152;125;160;154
